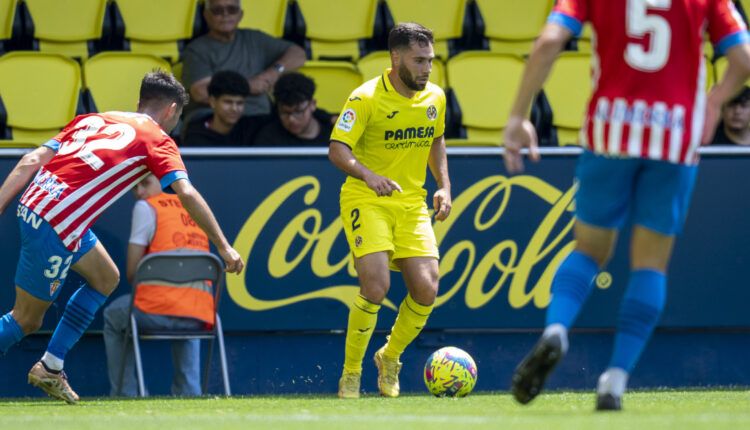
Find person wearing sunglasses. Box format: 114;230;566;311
182;0;306;122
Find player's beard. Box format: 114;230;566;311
399;63;427;91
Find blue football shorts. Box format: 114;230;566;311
574;150;698;236
15;204;98;301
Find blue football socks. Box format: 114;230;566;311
545;250;600;328
609;269;667;372
0;312;25;354
46;285;107;367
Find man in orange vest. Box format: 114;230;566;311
103;174;213;396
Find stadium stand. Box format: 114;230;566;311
172;61;183;83
23;0;108;60
294;0;379;60
84;52;172;112
237;0;290;38
543;52;591;146
299;61;362;114
0;1;744;149
112;0;199;62
357;50;447;89
446;51;525;145
0;52;82;145
0;0;19;54
382;0;470;59
475;0;552;56
740;0;750;18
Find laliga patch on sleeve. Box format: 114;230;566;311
337;108;356;132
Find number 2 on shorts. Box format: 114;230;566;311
351;208;361;231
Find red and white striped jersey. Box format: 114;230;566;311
20;112;187;251
550;0;749;164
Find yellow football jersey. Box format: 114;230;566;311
330;69;446;199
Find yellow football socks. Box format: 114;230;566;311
383;294;433;360
343;295;381;374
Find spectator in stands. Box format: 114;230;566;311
183;70;269;146
103;174;214;397
712;86;750;145
182;0;306;120
253;73;333;146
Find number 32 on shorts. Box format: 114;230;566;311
44;255;73;280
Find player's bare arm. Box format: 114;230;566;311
0;146;55;215
703;43;750;145
328;140;402;197
427;135;451;221
170;178;244;274
503;23;571;174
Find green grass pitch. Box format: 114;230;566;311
1;391;748;430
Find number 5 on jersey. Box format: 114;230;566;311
625;0;671;72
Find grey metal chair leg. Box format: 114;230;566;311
117;326;132;397
216;315;231;396
203;337;213;395
130;314;146;397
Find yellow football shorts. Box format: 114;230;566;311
341;195;439;270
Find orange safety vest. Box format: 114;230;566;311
133;193;214;324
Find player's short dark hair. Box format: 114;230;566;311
388;22;434;52
139;70;189;107
208;70;250;98
273;72;315;107
205;0;240;8
727;85;750;106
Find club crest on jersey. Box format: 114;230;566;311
354;235;363;248
426;105;437;120
337;109;356;132
49;279;61;296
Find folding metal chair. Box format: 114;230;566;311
117;250;231;396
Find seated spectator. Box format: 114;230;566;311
103;174;213;397
712;86;750;146
253;73;333;146
182;70;270;146
182;0;306;120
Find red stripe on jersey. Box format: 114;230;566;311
20;112;186;250
20;182;37;204
619;122;631;156
640;127;651;160
602;121;612;154
661;129;671;162
53;163;147;239
57;168;149;246
46;159;145;225
554;0;746;165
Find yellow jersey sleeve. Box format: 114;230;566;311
335;73;446;199
435;90;446;138
330;90;372;149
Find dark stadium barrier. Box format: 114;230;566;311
1;146;749;397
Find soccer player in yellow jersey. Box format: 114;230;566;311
328;23;451;399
